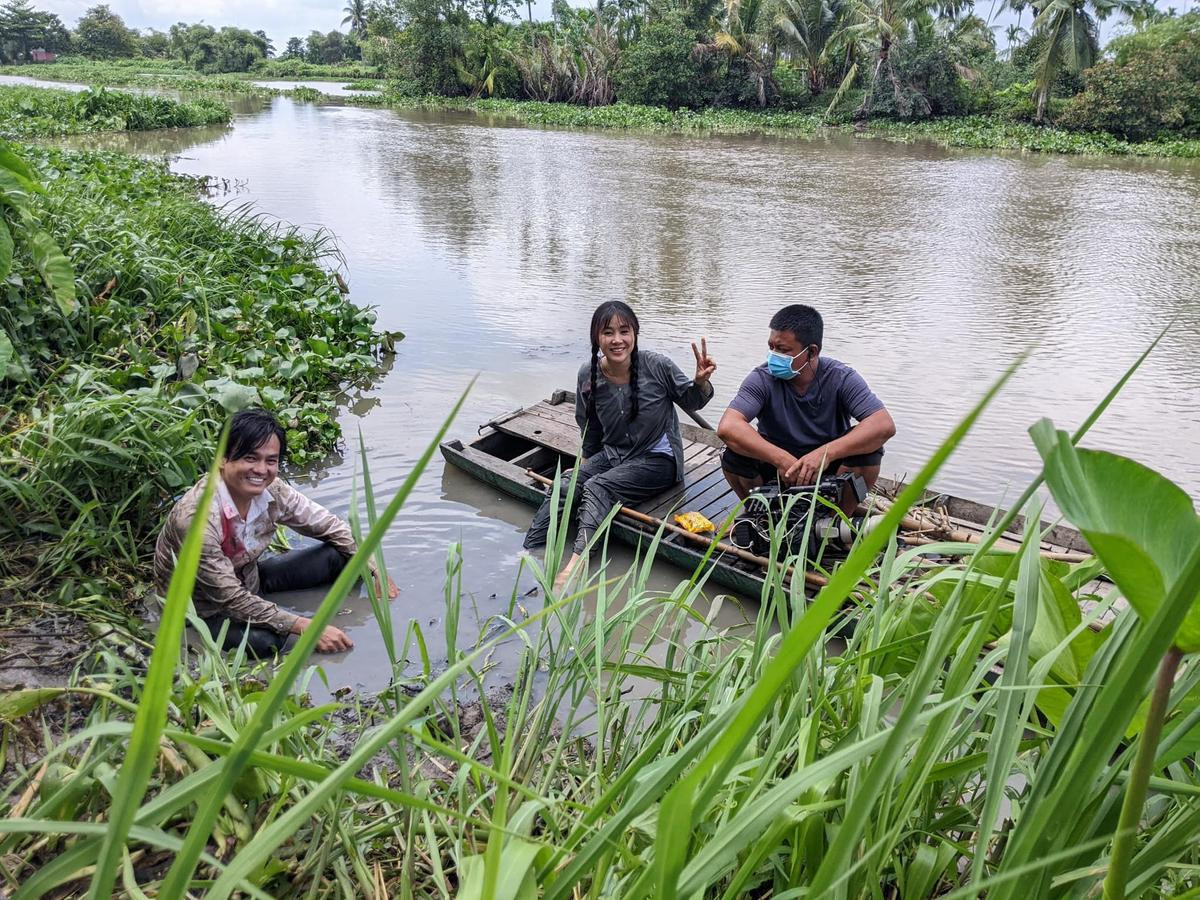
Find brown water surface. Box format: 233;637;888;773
62;96;1200;689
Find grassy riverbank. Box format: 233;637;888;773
2;367;1198;896
0;85;230;137
348;93;1200;158
0;60;273;95
7;59;1199;157
0;142;395;646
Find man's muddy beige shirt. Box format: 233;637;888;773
153;475;358;634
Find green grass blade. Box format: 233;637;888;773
648;357;1021;896
158;381;473;897
85;427;227;900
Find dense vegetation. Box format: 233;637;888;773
0;140;394;635
0;0;1195;152
354;0;1200;139
2;354;1199;896
0;84;230;136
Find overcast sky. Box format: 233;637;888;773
36;0;1165;49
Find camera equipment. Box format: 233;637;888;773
729;472;869;561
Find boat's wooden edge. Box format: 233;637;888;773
538;390;1091;554
439;436;768;597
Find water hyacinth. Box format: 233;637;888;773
0;86;231;139
0;141;395;624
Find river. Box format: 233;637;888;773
48;92;1200;690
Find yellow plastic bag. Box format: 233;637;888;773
673;511;715;534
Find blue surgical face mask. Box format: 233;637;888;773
766;348;810;380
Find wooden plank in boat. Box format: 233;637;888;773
640;461;726;518
493;412;580;456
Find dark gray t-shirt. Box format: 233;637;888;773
575;350;714;482
727;357;884;456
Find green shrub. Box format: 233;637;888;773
772;62;812;110
387;20;469;97
990;79;1038;121
1108;11;1200;65
613;14;706;110
709;55;777;109
1059;29;1200;140
864;35;970;119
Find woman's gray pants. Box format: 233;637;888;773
524;453;676;556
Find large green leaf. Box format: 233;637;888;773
30;231;77;316
1031;419;1200;652
86;430;226;899
0;329;13;382
0;217;13;282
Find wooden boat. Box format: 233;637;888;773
439;391;1092;598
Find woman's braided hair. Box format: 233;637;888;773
588;301;640;422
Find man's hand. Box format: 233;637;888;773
292;616;354;653
373;569;400;599
784;447;831;486
691;338;716;386
774;452;800;486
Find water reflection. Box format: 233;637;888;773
56;97;1200;689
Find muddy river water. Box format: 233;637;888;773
47;91;1200;690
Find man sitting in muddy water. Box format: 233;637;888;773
717;304;896;514
153;408;398;658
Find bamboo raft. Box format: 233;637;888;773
439;391;1093;598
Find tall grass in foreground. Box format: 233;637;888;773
1;364;1199;897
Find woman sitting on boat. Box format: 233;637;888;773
524;300;717;588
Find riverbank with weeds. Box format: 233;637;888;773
0;140;396;685
0;85;230;138
9;60;1197;158
2;361;1198;896
343;93;1200;159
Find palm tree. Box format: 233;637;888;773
342;0;368;37
1003;22;1028;57
775;0;854;96
1022;0;1135;121
841;0;967;116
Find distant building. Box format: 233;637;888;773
30;50;57;63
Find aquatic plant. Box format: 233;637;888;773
250;58;382;80
2;342;1197;896
0;85;231;137
0;143;395;619
0;61;275;96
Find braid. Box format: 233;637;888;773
628;347;639;421
589;344;599;418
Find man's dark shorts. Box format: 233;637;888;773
721;445;884;483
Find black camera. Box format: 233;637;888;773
729;472;868;561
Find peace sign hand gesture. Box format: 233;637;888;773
692;338;716;387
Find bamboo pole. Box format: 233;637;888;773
524;469;829;588
870;497;1092;564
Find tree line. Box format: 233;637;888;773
352;0;1197;139
0;2;363;72
2;0;1196;140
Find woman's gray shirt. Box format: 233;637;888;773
575;350;714;482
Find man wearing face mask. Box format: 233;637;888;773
717;304;896;512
